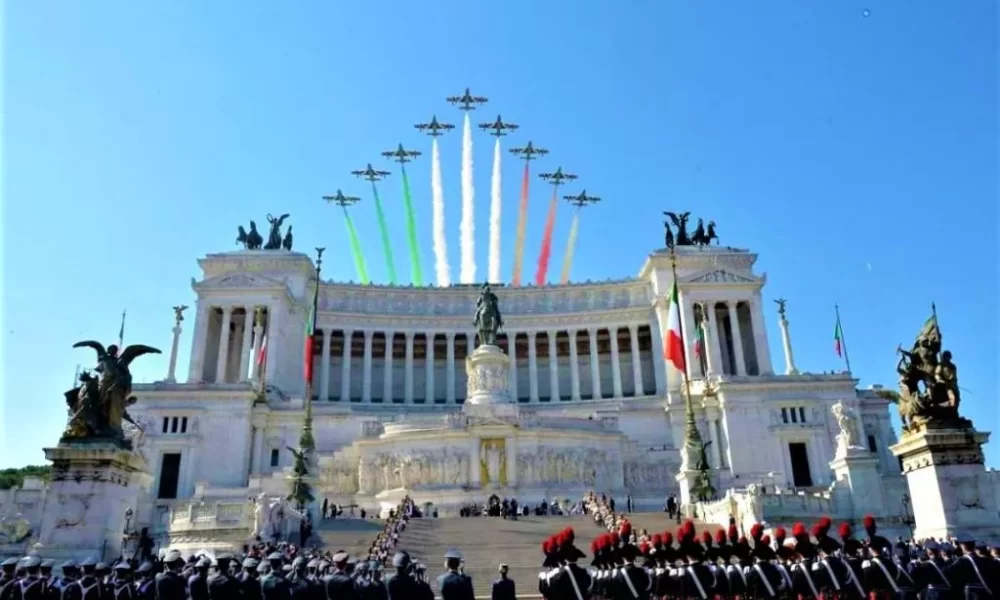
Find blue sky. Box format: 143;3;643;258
2;1;997;468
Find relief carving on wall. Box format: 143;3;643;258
467;364;510;397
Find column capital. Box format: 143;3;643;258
628;323;639;333
221;305;234;315
321;328;332;340
404;331;415;340
569;329;578;339
587;326;599;335
364;329;375;338
547;329;558;337
446;332;456;340
527;331;538;340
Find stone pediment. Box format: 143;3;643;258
684;269;759;285
193;272;286;291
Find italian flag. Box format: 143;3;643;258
834;316;844;357
256;334;268;369
303;302;315;383
663;280;686;373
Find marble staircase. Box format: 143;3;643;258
312;518;385;559
620;511;724;537
393;515;606;595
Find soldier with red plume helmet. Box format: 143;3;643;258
746;527;784;599
859;516;913;600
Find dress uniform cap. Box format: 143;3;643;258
392;551;411;567
924;540;940;551
80;557;98;568
292;557;307;567
60;560;78;570
954;531;975;544
1;557;20;567
196;557;212;568
113;562;132;572
95;563;109;571
306;558;319;568
444;548;463;560
267;552;284;562
136;562;154;574
317;561;330;571
938;542;954;553
40;560;56;569
20;556;42;568
332;551;349;563
163;551;184;564
242;558;258;569
215;553;233;562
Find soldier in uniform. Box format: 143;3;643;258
261;553;291;600
322;551;356;600
207;555;239;600
236;558;261;600
385;551;417;600
908;541;950;600
64;558;104;600
109;563;133;600
862;530;912;600
616;542;650;600
287;557;312;600
671;521;714;600
491;564;515;600
943;533;997;600
812;518;858;600
412;564;434;600
1;557;18;600
438;549;474;600
788;523;822;600
549;535;591;600
747;531;783;599
13;557;46;600
188;557;212;600
153;552;185;600
133;564;154;600
540;537;562;599
772;528;796;598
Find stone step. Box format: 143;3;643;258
312;518;386;559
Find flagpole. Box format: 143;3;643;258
835;304;852;374
669;248;704;454
256;307;267;398
300;247;324;456
118;310;127;348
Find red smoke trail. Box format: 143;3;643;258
511;162;530;286
534;187;559;286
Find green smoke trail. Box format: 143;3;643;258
400;166;424;286
371;182;397;284
343;210;370;284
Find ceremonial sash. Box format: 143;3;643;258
926;561;949;588
686;567;708;600
842;563;866;598
753;564;777;598
821;559;842;591
20;579;42;597
871;559;901;594
565;567;585;600
730;564;748;588
963;556;991;596
777;565;794;591
621;568;640;599
793;563;821;600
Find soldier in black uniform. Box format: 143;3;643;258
109;563;133;600
862;528;913;600
438;549;474;600
188;557;211;600
154;551;188;600
322;552;356;600
13;557;46;600
287;557;312;600
616;543;650;600
237;559;261;600
671;521;714;600
788;523;822;600
1;557;20;600
207;554;239;600
412;564;434;600
540;537;562;599
548;536;591;600
261;553;291;600
747;531;783;599
133;564;154;600
64;558;104;600
943;533;997;600
908;540;951;600
812;518;859;600
385;552;416;600
491;563;515;600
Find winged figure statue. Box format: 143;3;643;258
265;213;291;250
65;340;161;445
663;211;692;246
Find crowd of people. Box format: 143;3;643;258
538;500;1000;600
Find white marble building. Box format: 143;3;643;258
126;243;902;531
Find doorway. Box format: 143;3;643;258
788;443;813;487
157;453;181;499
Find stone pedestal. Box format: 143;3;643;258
463;344;519;419
37;443;150;560
830;448;885;518
674;469;699;517
890;425;1000;540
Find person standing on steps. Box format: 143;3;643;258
438;550;474;600
385;552;418;600
491;564;515;600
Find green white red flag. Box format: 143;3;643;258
834;316;844;357
256;334;268;368
663;280;686;373
303;302;316;383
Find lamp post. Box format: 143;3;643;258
121;507;134;556
901;492;914;539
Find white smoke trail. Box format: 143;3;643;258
431;138;451;287
560;210;581;284
460;112;476;283
488;137;502;284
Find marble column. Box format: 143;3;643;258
649;311;667;395
527;332;539;402
251;311;265;381
362;330;374;403
404;332;415;403
383;331;395;403
508;332;519;402
251;426;264;474
706;304;724;377
340;330;353;402
188;303;212;383
778;312;799;375
569;330;582;401
707;416;722;468
215;306;233;383
628;324;643;395
728;303;747;376
239;309;254;381
750;295;773;375
319;329;332;400
681;298;699;379
446;333;456;404
547;331;560;401
166;320;183;383
588;328;602;400
425;333;435;404
701;315;717;378
609;327;623;398
505;436;517;487
467;332;475;355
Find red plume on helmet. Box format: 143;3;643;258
750;523;764;541
791;522;808;540
761;535;772;546
838;522;853;541
619;521;632;538
563;527;576;544
810;523;824;539
714;530;726;545
727;524;739;544
774;526;787;543
701;531;713;545
639;542;650;555
663;532;674;546
610;531;620;545
542;538;552;554
652;533;663;548
863;514;877;536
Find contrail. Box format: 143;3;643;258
535;187;558;285
431;138;451;286
512;163;529;286
343;209;370;284
559;209;580;284
371;182;397;285
460;113;476;283
488;138;502;283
